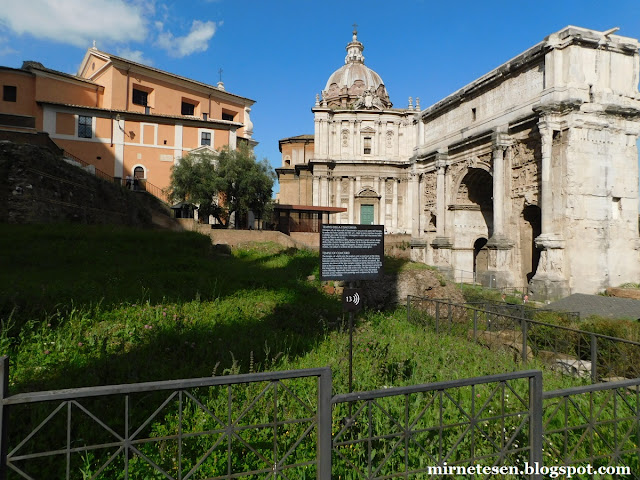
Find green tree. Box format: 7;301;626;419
168;146;275;227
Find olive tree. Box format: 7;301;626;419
168;145;275;227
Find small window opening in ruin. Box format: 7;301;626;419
612;197;621;219
471;108;476;121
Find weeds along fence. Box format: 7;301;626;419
407;296;640;382
2;357;640;479
0;359;333;480
331;370;544;479
466;300;580;324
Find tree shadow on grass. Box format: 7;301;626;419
4;239;345;392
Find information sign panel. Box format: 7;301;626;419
320;224;384;281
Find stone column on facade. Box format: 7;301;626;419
430;149;453;273
379;177;386;226
349;120;355;158
312;175;320;206
335;178;342;224
529;119;568;300
319;176;328;206
392;179;399;232
409;171;428;263
408;171;416;236
483;131;515;287
354;120;361;157
328;120;334;157
348;177;355;224
394;121;400;158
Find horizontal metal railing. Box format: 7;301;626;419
62;150;113;182
407;296;640;382
62;151;169;204
543;378;640;476
3;352;640;479
0;357;332;480
118;177;170;203
332;370;543;479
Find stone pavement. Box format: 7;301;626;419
546;293;640;320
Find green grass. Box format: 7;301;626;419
0;224;635;478
1;224;567;393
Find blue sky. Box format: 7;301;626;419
2;0;640;193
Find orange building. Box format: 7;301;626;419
0;47;255;200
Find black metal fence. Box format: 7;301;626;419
407;296;640;382
0;358;332;479
543;379;640;476
2;357;640;478
332;370;543;479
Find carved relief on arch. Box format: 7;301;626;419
510;138;540;200
423;172;437;209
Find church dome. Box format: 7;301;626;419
321;29;392;109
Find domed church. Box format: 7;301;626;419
277;28;419;234
277;26;640;300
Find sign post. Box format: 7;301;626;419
320;224;384;395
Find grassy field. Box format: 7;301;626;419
1;223;551;394
5;224;633;479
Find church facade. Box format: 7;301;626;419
277;26;640;299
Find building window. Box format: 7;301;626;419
78;115;92;138
3;85;17;102
471;107;477;121
181;101;195;116
363;136;372;155
201;132;211;146
132;88;148;106
203;113;208;120
221;112;234;121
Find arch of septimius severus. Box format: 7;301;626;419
276;26;640;300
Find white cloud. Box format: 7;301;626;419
156;20;217;58
116;48;153;66
0;0;147;48
0;36;17;56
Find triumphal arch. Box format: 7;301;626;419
277;26;640;299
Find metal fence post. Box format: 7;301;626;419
406;296;411;324
0;356;9;480
529;371;543;480
590;334;598;384
473;310;478;342
435;302;440;334
522;318;528;364
317;368;332;480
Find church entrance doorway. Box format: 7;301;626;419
360;204;374;225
